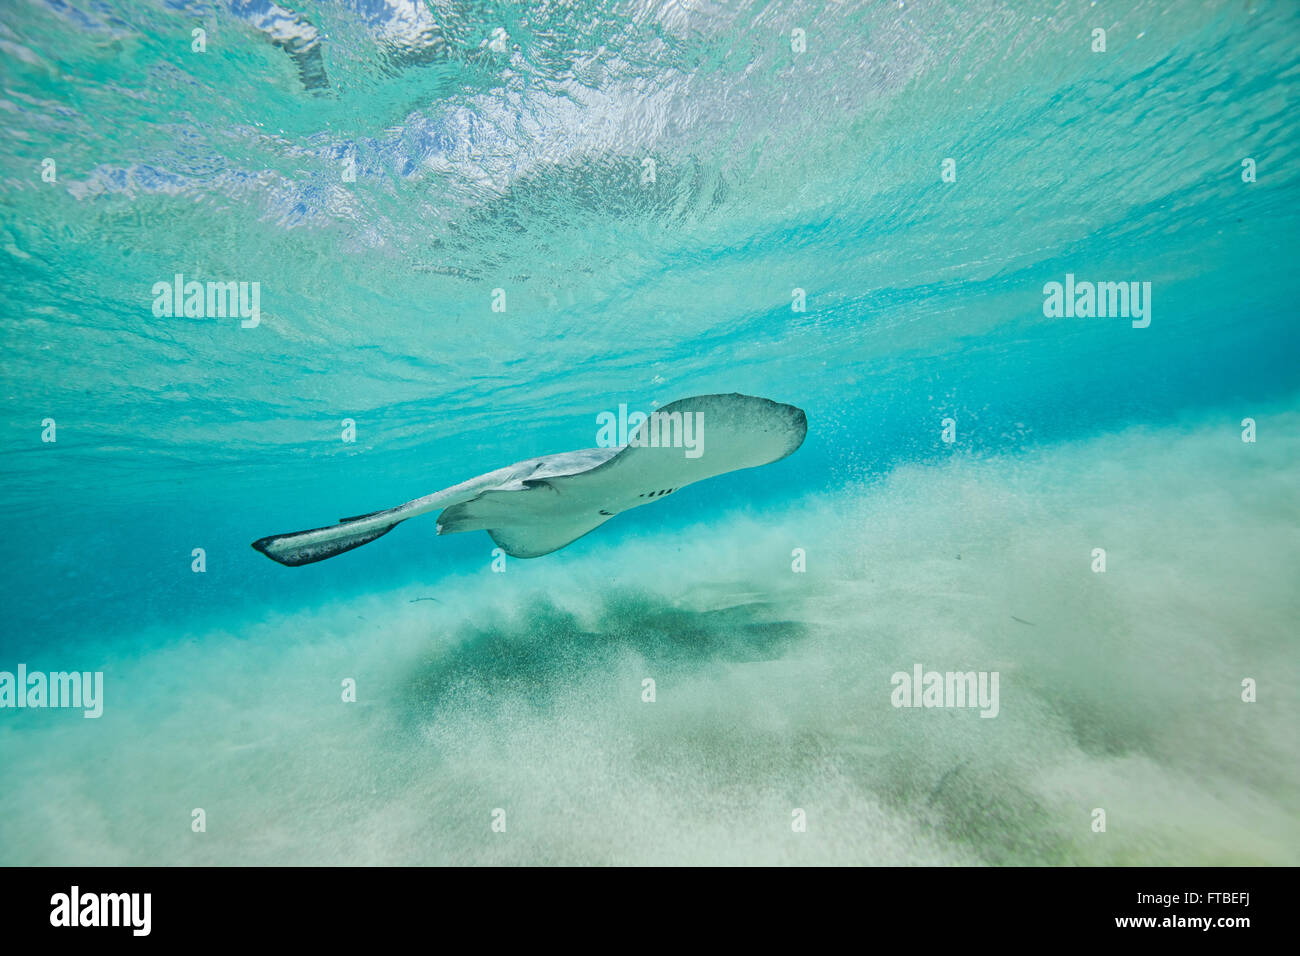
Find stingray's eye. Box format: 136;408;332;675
599;510;613;516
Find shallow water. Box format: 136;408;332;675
1;0;1297;865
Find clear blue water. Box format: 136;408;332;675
1;0;1297;864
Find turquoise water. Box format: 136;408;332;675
1;0;1297;864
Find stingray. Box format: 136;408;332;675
251;393;807;566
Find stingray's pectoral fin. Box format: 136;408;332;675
251;514;401;567
436;482;613;558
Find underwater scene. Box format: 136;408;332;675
0;0;1297;865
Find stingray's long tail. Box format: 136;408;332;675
249;467;516;567
251;508;405;567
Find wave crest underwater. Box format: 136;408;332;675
1;0;1298;864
